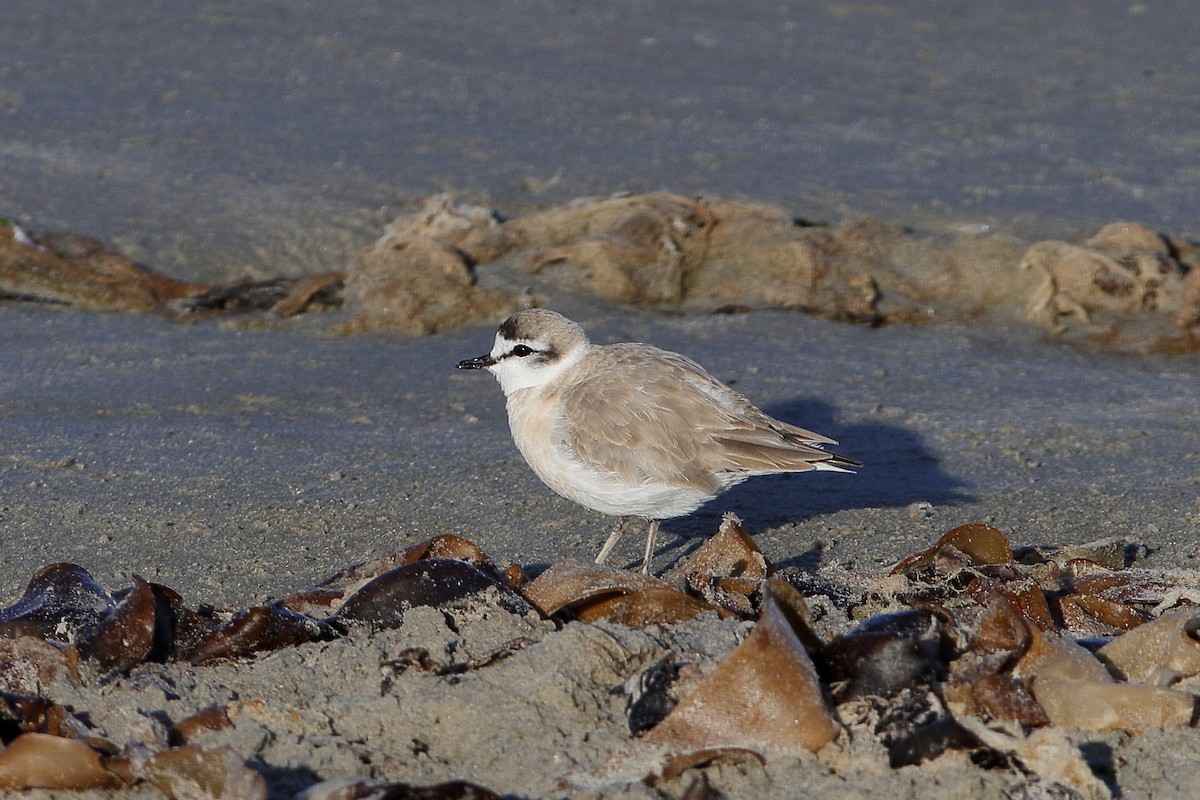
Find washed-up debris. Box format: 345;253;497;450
0;218;340;318
296;775;503;800
642;579;838;755
340;193;1199;349
5;198;1197;350
0;519;1198;796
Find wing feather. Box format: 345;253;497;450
556;344;857;491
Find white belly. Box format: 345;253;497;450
506;392;718;519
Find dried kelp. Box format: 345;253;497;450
341;194;1199;351
0;563;114;640
0;218;338;319
329;558;532;632
0;732;123;790
5;200;1197;351
643;580;838;755
1;521;1199;796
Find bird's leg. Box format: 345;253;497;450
594;518;627;565
639;519;660;575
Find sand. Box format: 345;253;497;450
1;3;1199;798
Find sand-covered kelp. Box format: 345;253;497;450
4;196;1198;351
340;193;1200;350
0;218;342;319
1;519;1200;797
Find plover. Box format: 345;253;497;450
457;309;860;573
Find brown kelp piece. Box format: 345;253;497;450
1067;569;1174;608
968;595;1034;656
329;558;530;631
169;705;235;746
941;597;1041;723
970;673;1050;728
77;575;160;673
520;560;720;626
644;579;839;756
0;223;207;313
0;563;115;640
0;732;123;790
667;514;769;582
664;514;769;618
182;605;324;665
891;524;1014;575
573;588;719;627
521;561;670;617
140;745;267;800
401;534;498;572
1054;593;1147;636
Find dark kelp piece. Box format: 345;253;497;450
280;550;413;615
0;564;114;641
77;575;159;673
820;610;941;701
330;558;529;631
183;605;324;665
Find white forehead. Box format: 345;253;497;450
489;330;545;357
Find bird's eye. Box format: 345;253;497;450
511;344;535;357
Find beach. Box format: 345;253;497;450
1;3;1199;798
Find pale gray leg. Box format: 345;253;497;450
594;518;627;565
639;519;660;575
